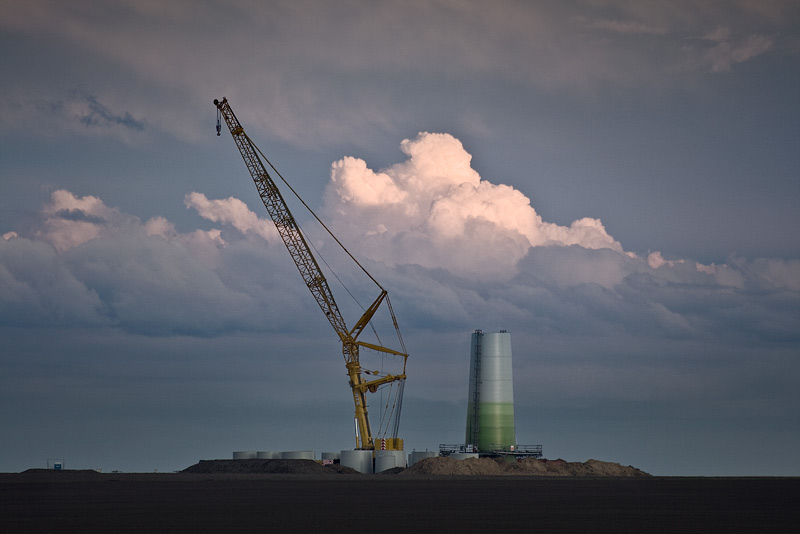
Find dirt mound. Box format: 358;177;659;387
376;466;406;475
400;457;505;476
182;459;360;475
19;469;105;480
181;457;648;477
400;457;650;477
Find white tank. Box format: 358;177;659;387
409;450;438;466
256;451;279;459
280;450;315;460
375;450;406;472
340;450;373;473
233;451;257;459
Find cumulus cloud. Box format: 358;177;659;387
2;189;310;336
4;185;798;348
316;133;797;347
38;190;138;252
184;192;278;243
648;251;684;270
325;132;622;279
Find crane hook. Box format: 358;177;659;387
216;107;221;136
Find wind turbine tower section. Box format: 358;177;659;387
465;329;516;453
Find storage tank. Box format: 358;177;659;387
256;451;279;459
451;452;480;460
340;450;373;473
464;329;516;453
233;451;257;459
375;450;406;472
280;450;315;460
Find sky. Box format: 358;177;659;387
1;0;798;476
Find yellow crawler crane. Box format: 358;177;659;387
214;98;408;451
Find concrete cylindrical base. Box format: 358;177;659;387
280;450;315;460
340;450;373;473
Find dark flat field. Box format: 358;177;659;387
2;472;798;533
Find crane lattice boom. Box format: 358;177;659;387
214;98;407;450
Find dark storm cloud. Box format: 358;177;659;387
79;94;145;131
25;91;147;139
62;232;256;337
0;236;105;327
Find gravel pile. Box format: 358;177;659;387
400;457;650;476
181;459;360;475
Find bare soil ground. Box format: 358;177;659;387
401;456;650;476
176;457;649;477
2;465;798;533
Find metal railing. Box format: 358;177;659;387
439;443;543;458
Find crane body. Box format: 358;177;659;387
214;98;407;451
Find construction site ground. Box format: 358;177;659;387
3;461;798;532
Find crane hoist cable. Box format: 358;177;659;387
250;138;384;291
245;116;405;352
252;137;410;356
